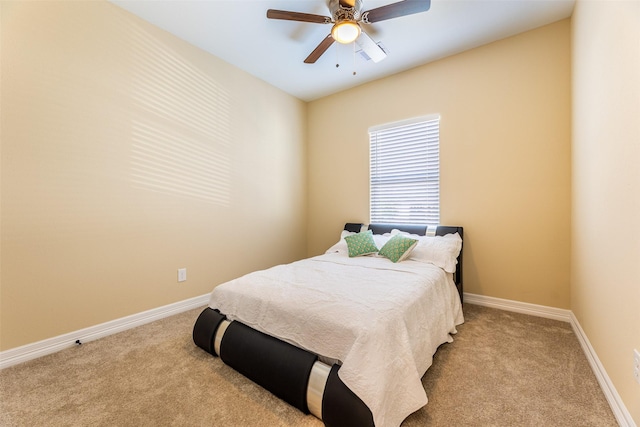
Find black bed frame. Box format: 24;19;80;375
193;223;463;427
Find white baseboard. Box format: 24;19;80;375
463;292;572;322
570;312;636;427
464;292;635;427
0;293;210;370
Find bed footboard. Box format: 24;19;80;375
193;307;374;427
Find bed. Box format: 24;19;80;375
193;223;464;427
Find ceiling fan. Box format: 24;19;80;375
267;0;431;64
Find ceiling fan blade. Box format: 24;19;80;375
304;34;336;64
363;0;431;23
267;9;331;24
355;31;387;63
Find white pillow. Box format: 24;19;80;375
391;229;462;273
341;230;356;239
372;234;390;250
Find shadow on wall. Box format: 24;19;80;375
126;16;232;207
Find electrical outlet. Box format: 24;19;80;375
634;349;640;385
177;268;187;283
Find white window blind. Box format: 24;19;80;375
369;115;440;225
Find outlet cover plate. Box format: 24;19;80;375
178;268;187;282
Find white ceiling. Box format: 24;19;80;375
111;0;575;101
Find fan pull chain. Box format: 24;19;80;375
333;43;357;75
352;42;357;76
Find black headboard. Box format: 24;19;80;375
344;222;464;304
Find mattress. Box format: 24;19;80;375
209;252;464;427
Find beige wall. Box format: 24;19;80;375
572;0;640;422
0;1;307;350
308;20;572;309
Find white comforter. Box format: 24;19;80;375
209;253;464;427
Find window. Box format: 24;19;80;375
369;115;440;225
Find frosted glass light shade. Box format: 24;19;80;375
331;21;361;44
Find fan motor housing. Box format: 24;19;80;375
329;0;364;21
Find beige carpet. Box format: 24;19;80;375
0;304;617;426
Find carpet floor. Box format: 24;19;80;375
0;304;617;426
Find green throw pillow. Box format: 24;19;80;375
344;230;379;257
378;234;418;263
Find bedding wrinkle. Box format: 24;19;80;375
209;253;463;427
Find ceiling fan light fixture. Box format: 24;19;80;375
331;20;361;44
